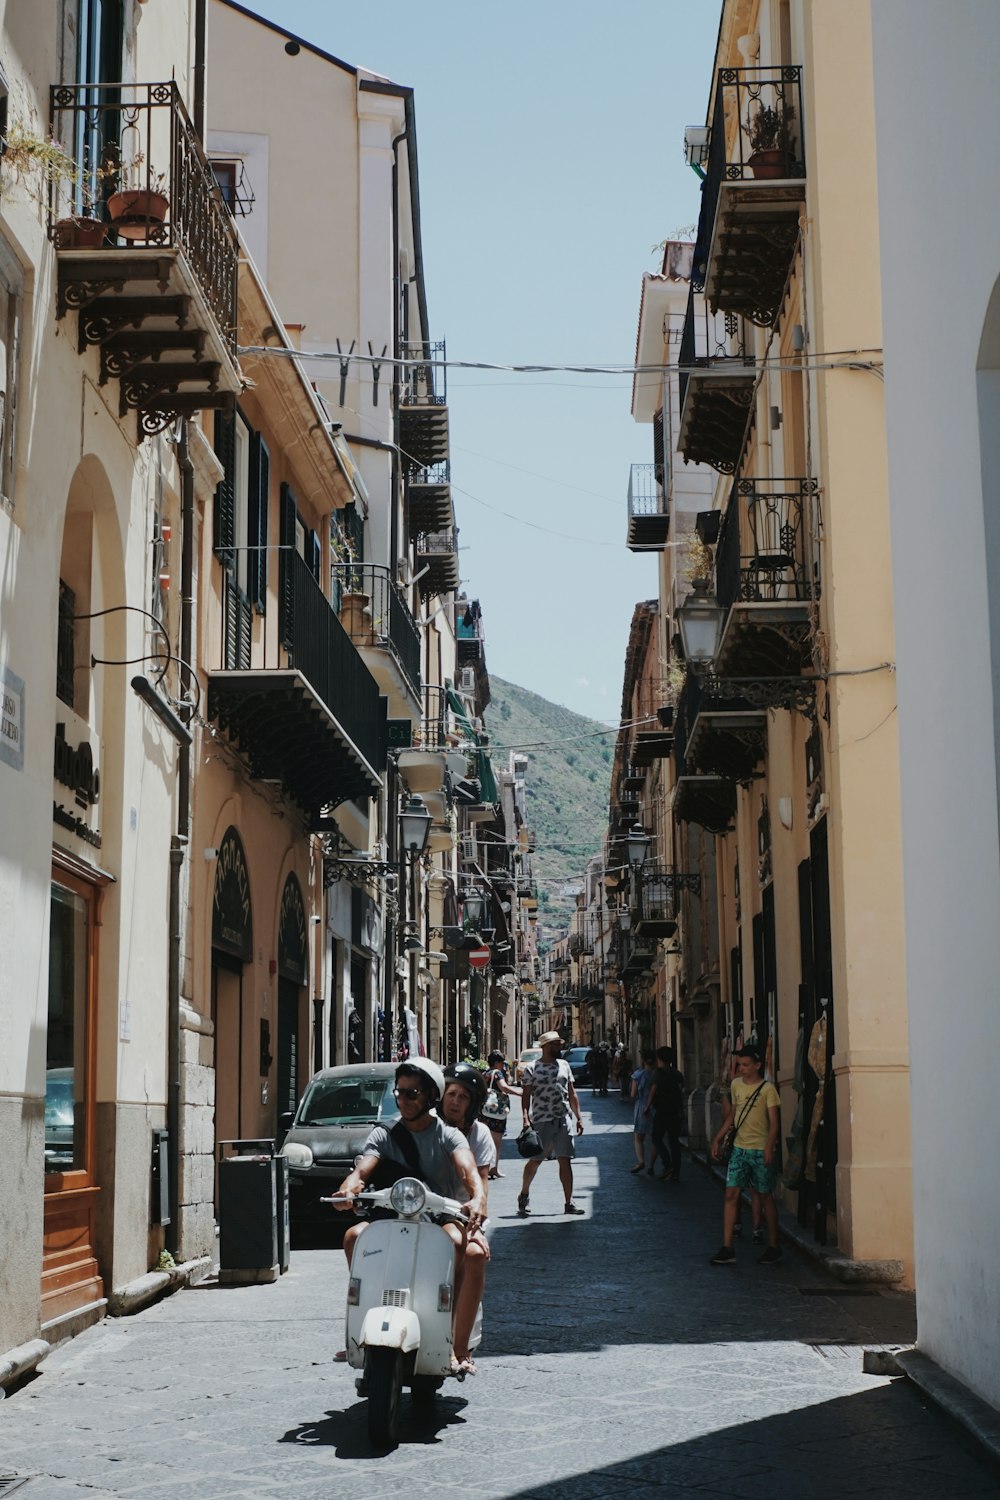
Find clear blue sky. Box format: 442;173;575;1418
243;0;722;724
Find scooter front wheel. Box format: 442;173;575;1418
366;1348;403;1448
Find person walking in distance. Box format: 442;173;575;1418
517;1032;585;1216
709;1045;782;1265
630;1052;656;1173
647;1045;685;1182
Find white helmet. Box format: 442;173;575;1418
395;1056;446;1104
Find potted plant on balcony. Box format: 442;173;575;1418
107;157;169;241
746;101;795;179
2;120;110;245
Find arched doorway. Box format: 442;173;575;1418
212;827;253;1145
277;873;307;1117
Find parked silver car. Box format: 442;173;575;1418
280;1063;400;1226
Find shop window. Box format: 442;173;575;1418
46;880;91;1174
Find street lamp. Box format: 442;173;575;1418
399;793;432;855
626;824;651;869
461;888;488;931
676;577;726;669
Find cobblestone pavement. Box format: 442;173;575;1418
1;1094;997;1498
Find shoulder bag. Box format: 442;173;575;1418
717;1082;766;1165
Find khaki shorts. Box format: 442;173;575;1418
535;1117;575;1160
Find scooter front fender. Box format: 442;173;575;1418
358;1305;420;1355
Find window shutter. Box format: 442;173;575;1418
213;410;236;564
308;528;321;582
249;432;270;613
280;483;296;650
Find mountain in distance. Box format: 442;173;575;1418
483;676;612;940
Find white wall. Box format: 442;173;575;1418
871;0;1000;1410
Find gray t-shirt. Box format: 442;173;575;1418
363;1117;468;1199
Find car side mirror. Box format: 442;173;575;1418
279;1110;295;1131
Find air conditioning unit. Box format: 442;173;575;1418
460;834;477;864
456;666;476;694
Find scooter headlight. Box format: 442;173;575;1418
389;1177;427;1216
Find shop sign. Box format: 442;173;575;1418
213;826;253;961
278;872;308;984
52;709;101;849
1;664;24;772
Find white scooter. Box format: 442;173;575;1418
323;1176;482;1448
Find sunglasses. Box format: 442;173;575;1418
393;1086;425;1101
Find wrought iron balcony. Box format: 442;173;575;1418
671;676;737;834
48;81;240;437
407;461;454;537
621;934;656;981
627;463;669;551
675;671;766;782
208;549;385;826
714;476;819;674
333;563;421;715
692;65;806;327
400;341;449;469
631;860;681;941
620;764;646;797
678;286;755;474
414;529;460;599
455;600;485;665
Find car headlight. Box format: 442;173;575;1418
281;1142;314;1170
389;1177;427;1216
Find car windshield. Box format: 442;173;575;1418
520;1050;541;1063
566;1049;588;1062
297;1075;399;1127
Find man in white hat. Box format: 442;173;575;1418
517;1032;585;1216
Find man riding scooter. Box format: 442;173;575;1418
334;1058;487;1375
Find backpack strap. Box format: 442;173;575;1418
388;1120;444;1195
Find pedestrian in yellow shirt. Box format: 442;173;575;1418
709;1045;781;1266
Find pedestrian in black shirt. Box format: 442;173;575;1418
646;1046;685;1182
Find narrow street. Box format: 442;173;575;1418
0;1096;995;1500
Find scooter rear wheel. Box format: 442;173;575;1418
366;1348;403;1448
410;1374;443;1407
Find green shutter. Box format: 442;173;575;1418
213;410;236;565
249;432;270;613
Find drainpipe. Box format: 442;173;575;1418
391;125;407;571
165;421;196;1253
193;0;207;141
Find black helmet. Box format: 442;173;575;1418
442;1062;487;1125
487;1049;504;1065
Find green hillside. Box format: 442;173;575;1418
483;677;612;941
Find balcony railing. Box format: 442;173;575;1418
414;529;460;598
332;563;421;696
692;65;805;326
716;477;819;612
209;548;385;821
627;463;670;551
47;81;240;435
400;341;448;469
678;286;755;474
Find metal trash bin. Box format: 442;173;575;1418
218;1139;282;1284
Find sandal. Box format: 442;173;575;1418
334;1350;348;1363
630;1164;643;1174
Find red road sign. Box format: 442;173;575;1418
468;946;492;970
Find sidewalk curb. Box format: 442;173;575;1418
688;1147;904;1284
107;1255;214;1317
863;1347;1000;1472
692;1146;1000;1471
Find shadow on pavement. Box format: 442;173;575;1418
279;1393;469;1458
498;1383;1000;1499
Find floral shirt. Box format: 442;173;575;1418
523;1057;573;1125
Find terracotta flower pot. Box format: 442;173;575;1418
748;149;790;180
53;215;107;249
107;189;170;240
